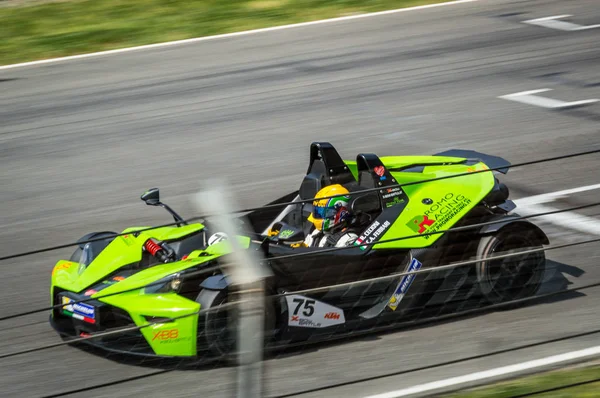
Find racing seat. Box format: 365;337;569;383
297;142;357;235
299;142;357;200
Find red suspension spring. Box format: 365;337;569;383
144;239;162;256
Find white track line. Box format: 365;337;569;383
364;345;600;398
0;0;478;71
513;183;600;237
499;89;599;109
516;202;600;237
514;183;600;206
523;15;600;31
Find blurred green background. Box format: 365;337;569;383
1;0;449;65
445;364;600;397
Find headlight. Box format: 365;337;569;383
143;273;183;294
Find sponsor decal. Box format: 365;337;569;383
388;258;423;311
279;229;295;239
373;166;387;181
381;186;403;199
152;328;191;344
84;289;97;296
354;220;391;250
100;275;125;285
61;296;95;324
385;197;405;208
382;192;400;199
121;234;134;246
406;214;435;234
382;187;406;208
208;232;228;246
152;329;179;341
299;319;321;327
52;261;72;276
406;193;471;238
285;295;345;328
324;312;341;320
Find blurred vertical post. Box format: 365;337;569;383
194;180;271;398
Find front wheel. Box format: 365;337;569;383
195;288;276;363
476;228;546;305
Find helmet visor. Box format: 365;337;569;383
312;206;338;220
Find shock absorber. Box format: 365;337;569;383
144;239;174;263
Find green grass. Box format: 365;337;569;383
444;364;600;397
0;0;451;65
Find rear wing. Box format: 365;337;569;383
433;149;511;174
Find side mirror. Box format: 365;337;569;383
141;188;160;206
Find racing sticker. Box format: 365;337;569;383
373;166;387;181
405;193;471;239
381;186;406;208
387;258;423;311
354;219;391;250
381;186;403;200
208;232;228;246
285;295;345;328
151;328;192;344
61;296;96;324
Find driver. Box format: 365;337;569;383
302;184;359;248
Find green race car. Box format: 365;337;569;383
50;142;549;359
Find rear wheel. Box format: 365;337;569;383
476;228;546;304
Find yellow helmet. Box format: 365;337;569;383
307;184;351;231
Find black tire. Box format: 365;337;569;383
195;288;276;363
196;289;237;362
476;228;546;305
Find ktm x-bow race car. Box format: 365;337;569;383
50;142;549;359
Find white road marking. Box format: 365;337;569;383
363;345;600;398
513;183;600;237
499;88;599;109
514;183;600;206
515;202;600;237
0;0;478;71
523;15;600;31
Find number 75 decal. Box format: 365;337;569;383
284;295;345;328
292;298;315;316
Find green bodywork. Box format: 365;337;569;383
51;154;496;357
344;155;495;249
52;223;210;356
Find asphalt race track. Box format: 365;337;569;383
1;0;600;396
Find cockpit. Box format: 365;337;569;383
244;142;406;245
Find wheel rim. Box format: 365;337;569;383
205;297;237;357
482;235;545;301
